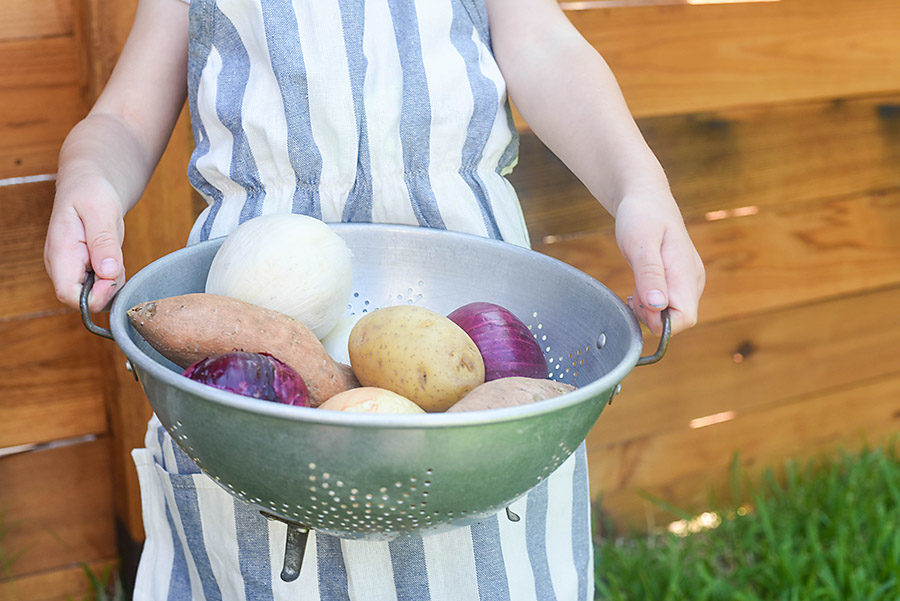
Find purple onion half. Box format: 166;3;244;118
183;351;310;407
447;301;548;382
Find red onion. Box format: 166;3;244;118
183;351;310;407
447;301;547;381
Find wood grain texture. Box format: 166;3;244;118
536;189;900;325
0;86;86;179
558;0;900;119
82;0;141;100
0;37;81;91
0;439;116;578
584;283;900;451
106;349;154;546
0;560;117;601
0;0;87;180
0;1;74;42
512;94;900;241
590;372;900;531
0;181;61;319
0;312;109;448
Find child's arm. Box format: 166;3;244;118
485;0;705;335
44;0;189;311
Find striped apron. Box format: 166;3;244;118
132;1;593;599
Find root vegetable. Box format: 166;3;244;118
205;214;353;338
317;387;425;414
348;305;485;412
446;377;574;412
183;351;310;406
127;293;358;406
447;301;547;381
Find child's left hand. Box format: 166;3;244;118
613;193;705;336
483;0;705;335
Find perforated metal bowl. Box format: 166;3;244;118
83;223;668;579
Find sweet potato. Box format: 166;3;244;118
127;293;358;405
445;376;574;412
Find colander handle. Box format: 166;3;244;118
635;308;671;367
79;269;114;340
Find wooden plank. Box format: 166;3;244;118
82;0;141;101
0;312;109;448
106;349;154;548
589;372;900;531
556;0;900;119
0;1;74;42
582;282;900;452
0;86;87;179
0;181;64;319
536;189;900;325
0;439;116;578
0;37;82;90
512;93;900;241
0;560;117;601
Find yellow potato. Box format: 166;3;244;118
317;387;425;414
348;305;485;412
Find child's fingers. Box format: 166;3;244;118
621;236;670;337
44;213;91;309
649;241;704;336
629;242;670;314
44;199;125;312
664;279;702;335
628;293;695;337
85;276;121;312
83;214;125;311
663;237;705;335
627;295;664;336
625;233;705;337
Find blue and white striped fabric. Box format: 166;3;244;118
183;0;530;248
134;417;593;601
132;1;594;599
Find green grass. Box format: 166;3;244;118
0;506;26;584
79;562;126;601
593;442;900;601
0;504;124;601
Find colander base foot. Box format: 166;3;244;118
280;523;309;582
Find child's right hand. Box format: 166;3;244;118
42;0;190;313
44;173;126;312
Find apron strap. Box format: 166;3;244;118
457;0;492;47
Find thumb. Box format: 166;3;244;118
631;245;669;312
83;215;125;310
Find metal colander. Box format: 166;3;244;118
83;223;668;580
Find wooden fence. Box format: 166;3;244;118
1;0;899;599
1;2;195;599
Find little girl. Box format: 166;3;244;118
45;0;705;599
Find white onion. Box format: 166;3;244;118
205;214;353;338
